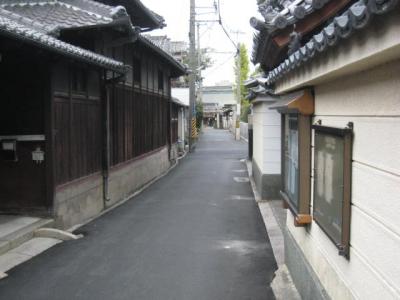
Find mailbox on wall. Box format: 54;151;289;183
0;135;45;163
1;139;17;161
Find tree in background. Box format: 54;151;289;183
233;43;250;122
195;101;203;130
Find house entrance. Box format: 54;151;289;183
0;49;49;213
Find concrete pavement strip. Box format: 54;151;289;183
245;159;301;300
0;238;62;276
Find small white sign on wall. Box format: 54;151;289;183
32;147;45;164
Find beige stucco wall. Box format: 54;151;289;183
287;59;400;299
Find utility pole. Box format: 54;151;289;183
197;23;203;132
235;44;241;141
188;0;196;151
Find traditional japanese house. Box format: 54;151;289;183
250;0;400;299
0;0;186;229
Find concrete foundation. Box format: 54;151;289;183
284;228;330;300
169;143;179;161
252;160;281;200
54;175;103;229
54;147;171;229
107;147;171;207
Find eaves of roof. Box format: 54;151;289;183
0;9;128;73
94;0;165;31
137;34;187;77
251;0;334;65
257;0;399;86
251;0;353;68
0;0;131;32
253;0;333;32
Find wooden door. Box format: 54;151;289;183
0;138;47;213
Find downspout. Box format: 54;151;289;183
102;70;126;207
167;75;172;161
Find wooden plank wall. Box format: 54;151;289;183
53;64;102;186
109;85;168;166
52;42;173;185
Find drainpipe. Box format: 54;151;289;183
102;71;126;207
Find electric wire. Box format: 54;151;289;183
217;0;239;52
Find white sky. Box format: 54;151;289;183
141;0;259;86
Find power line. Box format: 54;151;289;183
217;0;238;52
203;52;235;76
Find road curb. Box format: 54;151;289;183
245;159;301;300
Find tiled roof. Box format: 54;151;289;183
145;35;171;52
138;34;187;76
145;35;188;59
94;0;165;30
0;0;129;31
251;0;399;88
251;0;332;31
262;0;399;86
0;7;127;73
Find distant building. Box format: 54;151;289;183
202;85;236;129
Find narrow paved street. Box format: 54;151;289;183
0;129;277;300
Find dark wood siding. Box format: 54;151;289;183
109;85;168;166
53;64;102;186
52;42;174;183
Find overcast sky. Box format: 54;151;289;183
141;0;259;86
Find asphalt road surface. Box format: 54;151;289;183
0;128;277;300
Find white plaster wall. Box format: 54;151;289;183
287;59;400;299
252;103;264;173
252;102;281;175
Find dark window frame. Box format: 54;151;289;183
312;123;353;259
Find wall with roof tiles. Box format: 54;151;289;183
275;9;400;95
287;59;400;299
